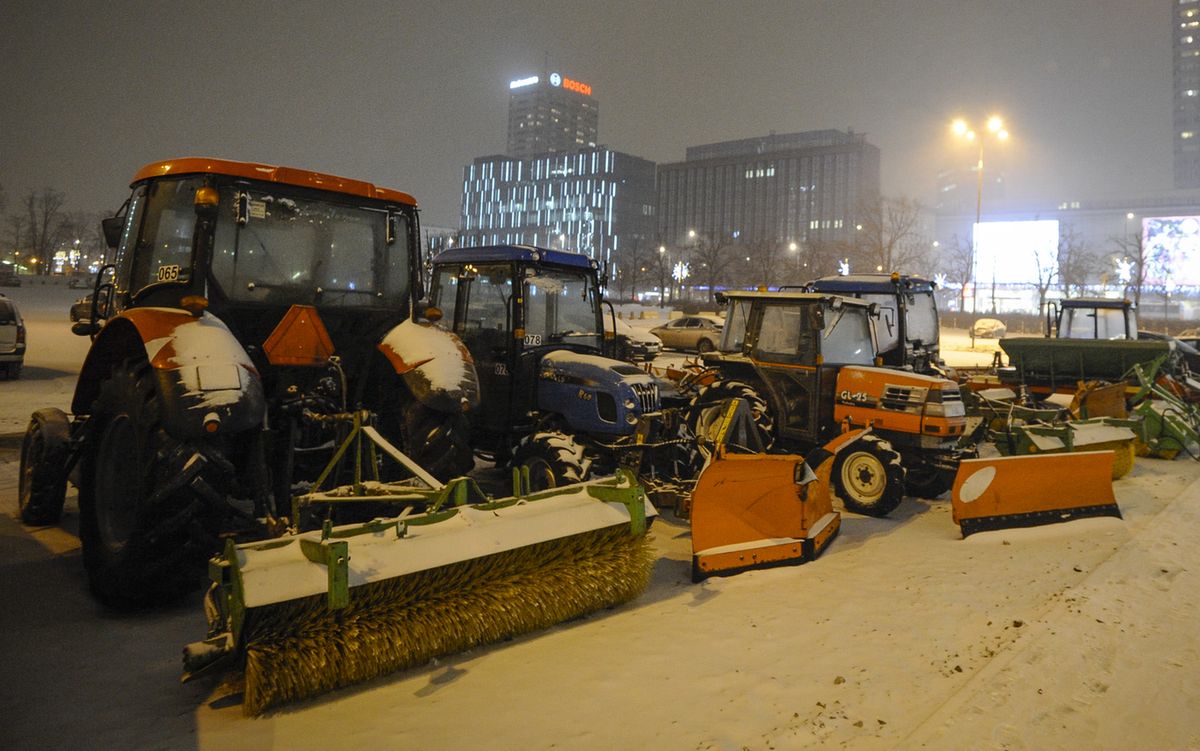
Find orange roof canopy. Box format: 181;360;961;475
131;157;416;206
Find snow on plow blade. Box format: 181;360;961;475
183;470;656;715
951;451;1120;537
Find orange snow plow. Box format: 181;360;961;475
689;399;846;580
951;450;1120;537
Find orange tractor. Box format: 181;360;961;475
686;291;968;516
17;158;480;608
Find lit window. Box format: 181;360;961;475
1186;35;1195;43
1184;131;1196;139
1188;90;1199;96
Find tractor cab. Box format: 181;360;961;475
87;158;425;400
430;245;627;446
805;274;942;374
706;290;878;445
1048;298;1138;340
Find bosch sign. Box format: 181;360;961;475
549;72;593;96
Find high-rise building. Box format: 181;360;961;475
656;130;880;248
459;147;656;270
1175;0;1200;188
506;72;599;158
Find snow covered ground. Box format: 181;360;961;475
2;300;1199;749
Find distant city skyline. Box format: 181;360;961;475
2;1;1178;228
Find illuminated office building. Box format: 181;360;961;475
507;72;599;158
656;129;880;247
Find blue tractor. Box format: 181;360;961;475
427;245;677;488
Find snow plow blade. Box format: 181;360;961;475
951;451;1120;537
690;399;842;581
182;469;656;715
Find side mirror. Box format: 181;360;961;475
101;217;123;249
71;320;100;337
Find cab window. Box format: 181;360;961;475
128;178;201;294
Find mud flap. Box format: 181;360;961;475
951;450;1120;537
690;453;840;581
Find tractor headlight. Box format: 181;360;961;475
625;413;638;425
925;403;945;418
624;398;637;410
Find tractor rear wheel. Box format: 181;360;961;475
513;432;589;491
831;435;906;517
18;408;71;525
687;380;774;449
79;361;223;609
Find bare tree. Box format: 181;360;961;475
24;187;67;275
743;238;785;289
1056;225;1092;298
1032;241;1059;312
615;238;653;301
844;196;931;273
688;233;735;304
650;245;673;307
804;239;842;279
1112;229;1150;307
940;233;974;311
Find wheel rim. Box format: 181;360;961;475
840;451;886;504
523;457;558;491
18;426;43;513
95;415;140;552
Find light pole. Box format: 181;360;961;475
952;115;1009;318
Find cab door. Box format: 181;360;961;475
749;302;822;444
435;262;517;437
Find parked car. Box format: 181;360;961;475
0;269;21;287
607;316;662;362
0;296;26;378
650;314;724;353
69;293;110;322
971;318;1007;338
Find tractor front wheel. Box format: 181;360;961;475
402;403;475;481
18;408;71;525
513;432;589;491
904;466;956;499
687;380;774;449
79;361;222;609
831;435;906;517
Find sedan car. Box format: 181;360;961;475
0;296;26;378
607;317;662;363
650;315;724;353
971;318;1007;338
69;293;110;322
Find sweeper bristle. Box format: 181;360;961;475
240;526;654;714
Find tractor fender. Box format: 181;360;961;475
805;427;871;474
72;309;265;440
377;320;480;414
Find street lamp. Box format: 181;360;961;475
952;115;1010;317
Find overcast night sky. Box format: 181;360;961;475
1;1;1175;227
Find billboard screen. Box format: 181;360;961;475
1143;216;1200;286
973;219;1060;285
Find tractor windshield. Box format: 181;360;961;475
821;304;875;364
210;186;409;308
1062;306;1132;339
905;292;939;343
522;267;600;350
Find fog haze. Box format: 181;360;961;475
1;0;1171;226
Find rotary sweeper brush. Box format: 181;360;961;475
182;426;656;715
